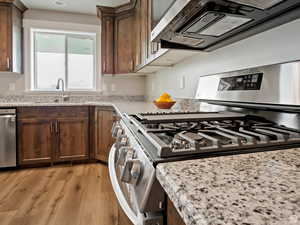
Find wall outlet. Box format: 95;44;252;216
180;76;185;89
102;84;107;92
111;83;116;92
9;83;15;91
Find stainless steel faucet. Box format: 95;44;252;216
56;78;69;102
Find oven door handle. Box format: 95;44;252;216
108;144;141;225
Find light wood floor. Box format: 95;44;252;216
0;164;122;225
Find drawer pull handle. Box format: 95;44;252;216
7;57;10;70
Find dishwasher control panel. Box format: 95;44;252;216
0;109;16;115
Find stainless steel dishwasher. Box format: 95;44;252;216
0;109;16;168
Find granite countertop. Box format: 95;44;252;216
157;149;300;225
0;101;160;115
0;95;199;115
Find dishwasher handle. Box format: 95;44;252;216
0;109;16;115
0;115;16;122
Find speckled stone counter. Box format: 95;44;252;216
0;100;162;117
0;95;200;116
0;101;157;114
157;149;300;225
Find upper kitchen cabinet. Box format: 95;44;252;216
97;0;198;75
0;0;26;73
97;1;136;75
114;12;135;74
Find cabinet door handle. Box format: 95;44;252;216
130;60;134;71
55;121;59;134
7;57;10;70
103;62;106;72
50;122;53;133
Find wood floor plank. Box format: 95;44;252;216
0;170;41;212
0;164;124;225
0;170;29;203
0;210;17;225
77;164;118;225
10;167;64;223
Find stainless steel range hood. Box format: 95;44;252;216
151;0;300;51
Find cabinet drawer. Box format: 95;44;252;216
17;106;89;119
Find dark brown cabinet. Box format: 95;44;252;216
56;118;89;162
97;1;136;75
101;15;115;74
167;198;186;225
0;1;25;73
94;106;116;162
18;119;54;164
114;13;135;74
0;5;11;72
134;0;167;71
97;0;169;74
134;0;152;68
17;107;89;165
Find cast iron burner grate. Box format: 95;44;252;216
128;112;300;158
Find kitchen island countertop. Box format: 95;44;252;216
157;148;300;225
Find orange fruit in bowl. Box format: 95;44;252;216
156;92;173;102
154;93;176;109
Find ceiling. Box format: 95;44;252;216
21;0;130;15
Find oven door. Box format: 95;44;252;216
108;144;145;225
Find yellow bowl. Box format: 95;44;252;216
153;101;176;109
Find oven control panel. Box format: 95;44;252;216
218;73;263;91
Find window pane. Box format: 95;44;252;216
35;33;65;90
67;36;94;89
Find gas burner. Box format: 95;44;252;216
127;112;300;158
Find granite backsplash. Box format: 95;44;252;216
0;94;146;103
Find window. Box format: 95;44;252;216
32;29;96;91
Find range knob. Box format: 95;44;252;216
117;146;133;166
121;159;142;185
115;135;129;150
111;121;124;138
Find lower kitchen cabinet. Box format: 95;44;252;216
94;106;117;162
17;106;89;165
18;119;54;164
56;118;89;161
167;197;186;225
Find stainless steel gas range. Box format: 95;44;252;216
108;61;300;225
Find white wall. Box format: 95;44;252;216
146;18;300;100
0;9;145;96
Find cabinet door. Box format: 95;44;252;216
56;118;89;161
95;108;115;162
0;5;12;72
18;119;54;165
102;16;115;74
114;13;134;74
167;198;185;225
134;0;151;67
11;5;22;73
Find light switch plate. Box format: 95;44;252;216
180;76;185;89
111;83;116;92
9;83;15;91
102;84;107;92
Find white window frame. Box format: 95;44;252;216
31;29;97;92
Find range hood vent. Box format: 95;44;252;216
229;0;286;10
182;12;252;37
151;0;300;51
